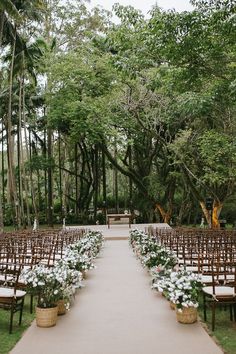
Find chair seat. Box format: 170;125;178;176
18;277;27;285
54;255;62;260
203;285;236;297
201;275;214;284
0;287;26;298
22;265;31;271
218;274;235;282
0;275;14;282
40;259;54;266
185;265;198;272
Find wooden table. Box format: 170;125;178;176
107;214;132;228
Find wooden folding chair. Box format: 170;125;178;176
0;262;26;333
202;258;236;331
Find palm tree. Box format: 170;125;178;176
1;0;46;228
0;0;21;48
15;37;47;227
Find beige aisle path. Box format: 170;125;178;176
12;234;222;354
67;223;171;239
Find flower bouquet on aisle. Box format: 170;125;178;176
22;263;82;326
168;269;202;324
61;249;95;278
67;230;104;258
141;249;178;271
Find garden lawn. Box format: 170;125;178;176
0;295;35;354
199;302;236;354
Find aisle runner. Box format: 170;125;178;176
12;240;222;354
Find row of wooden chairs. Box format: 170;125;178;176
147;227;236;331
0;228;86;333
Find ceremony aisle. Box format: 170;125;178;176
12;230;222;354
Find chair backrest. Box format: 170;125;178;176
0;261;23;293
210;256;236;295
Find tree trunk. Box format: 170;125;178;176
62;141;68;217
102;149;107;221
176;199;192;226
93;145;99;221
75;143;78;217
17;77;24;227
0;11;4;49
0;191;3;232
58;132;63;219
23;81;36;226
155;203;172;224
114;142;119;213
43;127;47;223
0;120;4;231
47;127;53;227
212;200;222;229
7;27;19;228
199;201;211;227
129;146;133;212
1;121;5;215
45;1;53;227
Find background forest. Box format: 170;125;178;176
0;0;235;230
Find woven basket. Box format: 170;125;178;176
176;307;197;324
57;300;66;315
36;306;58;327
170;301;176;310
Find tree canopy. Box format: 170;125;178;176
0;0;235;229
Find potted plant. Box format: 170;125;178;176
129;229;147;250
168;269;203;324
53;262;82;315
142;249;178;271
22;264;69;327
62;248;95;279
152;269;177;307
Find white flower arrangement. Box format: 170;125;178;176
67;230;104;259
22;230;104;309
22;264;67;308
131;230;202;312
61;249;95;272
130;229;177;271
153;268;203;310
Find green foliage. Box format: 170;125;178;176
48;47;116;143
3;204;15;226
25;155;54;171
198;130;236;184
1;0;236;227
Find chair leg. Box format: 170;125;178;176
203;294;207;321
19;298;25;325
30;294;34;314
234;303;236;321
212;302;216;332
230;304;233;321
9;304;14;334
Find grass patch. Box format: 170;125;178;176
3;225;62;232
0;295;35;354
198;301;236;354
